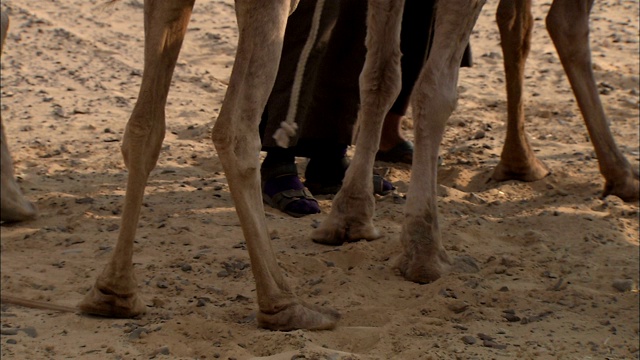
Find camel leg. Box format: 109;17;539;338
312;0;405;245
211;0;338;331
0;12;37;222
492;0;550;182
395;0;485;283
79;0;195;317
546;0;639;202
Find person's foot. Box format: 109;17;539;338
262;163;320;218
304;156;394;196
376;140;414;164
377;112;413;164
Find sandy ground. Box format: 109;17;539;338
1;0;638;359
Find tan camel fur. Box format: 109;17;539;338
74;0;485;331
313;0;639;285
0;12;38;223
1;0;636;331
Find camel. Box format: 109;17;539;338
1;0;637;332
0;12;38;223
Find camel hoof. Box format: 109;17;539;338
492;158;550;183
0;199;37;223
257;301;340;331
78;286;146;318
395;253;478;284
311;216;381;246
603;175;640;203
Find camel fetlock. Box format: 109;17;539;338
78;270;145;318
311;189;381;245
257;300;340;331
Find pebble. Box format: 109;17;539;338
483;340;507;350
462;336;476;345
472;130;486;140
20;327;38;338
128;327;149;340
180;263;192;272
500;255;521;267
612;279;636;292
1;328;19;336
6;339;17;345
75;197;95;204
150;346;170;358
447;300;470;314
503;313;521;322
438;288;458;299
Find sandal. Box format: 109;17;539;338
261;163;321;217
376;140;414;164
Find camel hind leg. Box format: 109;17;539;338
546;0;639;202
79;0;195;317
1;12;37;222
212;0;338;331
492;0;551;182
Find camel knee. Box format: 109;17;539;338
546;2;589;49
120;113;166;174
359;51;402;113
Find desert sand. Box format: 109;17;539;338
1;0;638;359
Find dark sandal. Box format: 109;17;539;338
261;163;320;217
263;187;318;218
375;140;414;164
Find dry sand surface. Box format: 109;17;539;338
1;1;639;359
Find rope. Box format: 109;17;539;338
273;0;326;148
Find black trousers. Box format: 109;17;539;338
259;0;470;157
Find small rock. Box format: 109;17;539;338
150;346;170;357
438;288;458;299
447;300;470;314
494;266;507;274
19;327;38;338
483;340;507;350
181;263;192;272
6;339;17;345
472;130;486;140
612;279;636;292
500;256;520;268
503;313;521;322
462;336;476;345
128;327;148;340
1;328;18;336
